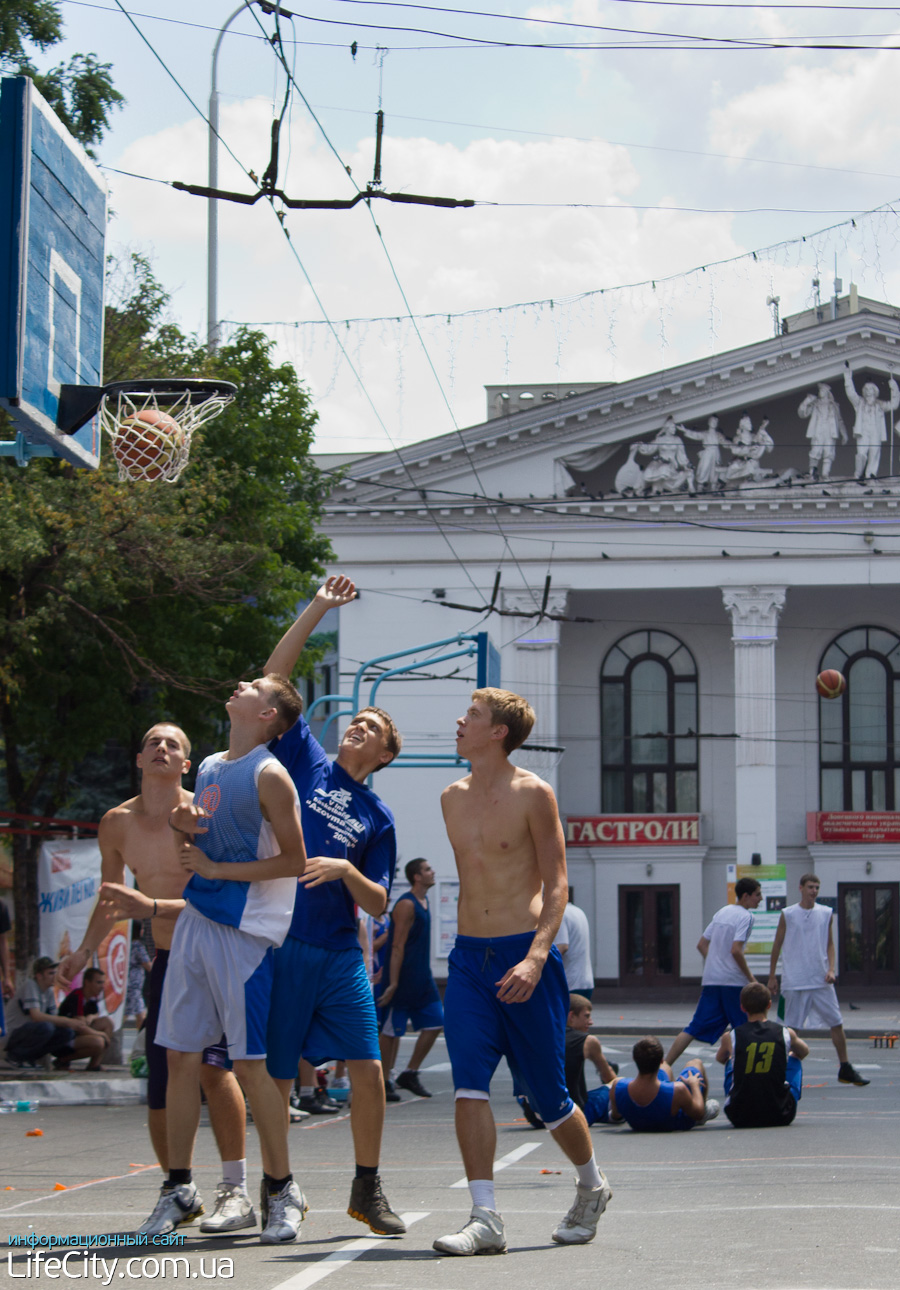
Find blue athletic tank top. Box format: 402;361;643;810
380;891;439;1010
184;745;299;945
614;1075;693;1132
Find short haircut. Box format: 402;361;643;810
633;1036;664;1075
140;723;191;756
568;993;592;1016
741;981;771;1014
405;857;428;885
799;872;820;887
735;877;761;900
471;687;535;754
83;967;105;985
262;674;304;738
355;706;402;771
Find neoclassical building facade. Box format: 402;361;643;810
315;294;900;990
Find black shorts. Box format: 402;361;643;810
145;949;231;1110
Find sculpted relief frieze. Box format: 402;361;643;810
560;363;900;499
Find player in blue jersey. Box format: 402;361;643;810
147;676;308;1245
263;575;406;1237
377;858;444;1099
608;1036;718;1132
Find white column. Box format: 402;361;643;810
721;586;787;867
500;590;568;794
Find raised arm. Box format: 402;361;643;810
265;575;357;677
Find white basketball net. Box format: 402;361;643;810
100;386;233;483
511;743;566;779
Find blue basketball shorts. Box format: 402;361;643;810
266;938;380;1079
686;985;746;1043
444;932;574;1127
584;1084;611;1126
379;998;444;1037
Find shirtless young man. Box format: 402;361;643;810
433;689;612;1256
56;725;251;1236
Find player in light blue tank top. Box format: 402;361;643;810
153;674;309;1246
186;744;297;943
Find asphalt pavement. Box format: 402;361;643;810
1;1028;897;1290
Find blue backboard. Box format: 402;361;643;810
0;76;107;468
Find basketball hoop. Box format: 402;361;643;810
511;743;566;779
100;378;237;483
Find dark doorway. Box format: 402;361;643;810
619;884;680;987
837;882;899;986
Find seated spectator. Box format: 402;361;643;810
716;982;809;1128
608;1036;719;1131
565;993;618;1127
59;967;114;1069
4;957;105;1070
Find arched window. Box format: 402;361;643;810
819;627;900;811
601;630;698;813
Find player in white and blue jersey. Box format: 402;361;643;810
147;675;308;1246
264;575;407;1237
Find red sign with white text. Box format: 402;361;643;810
806;811;900;843
566;815;701;846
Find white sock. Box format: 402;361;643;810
299;1086;315;1097
221;1159;247;1190
575;1156;602;1190
469;1179;496;1211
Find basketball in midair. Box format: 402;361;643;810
816;669;846;699
112;409;183;481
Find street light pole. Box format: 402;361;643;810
208;0;260;352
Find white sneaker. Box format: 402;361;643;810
551;1176;613;1245
433;1206;507;1256
199;1183;256;1234
138;1183;204;1236
260;1180;307;1244
700;1098;720;1124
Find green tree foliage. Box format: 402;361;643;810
0;255;332;960
1;1;123;151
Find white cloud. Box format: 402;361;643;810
709;45;900;165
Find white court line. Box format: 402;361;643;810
422;1062;452;1072
450;1141;542;1189
0;1166;159;1215
270;1211;429;1290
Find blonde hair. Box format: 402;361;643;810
471;687;535;753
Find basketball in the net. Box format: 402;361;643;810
112;409;183;481
816;669;846;699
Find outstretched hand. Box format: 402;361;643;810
315;575;357;611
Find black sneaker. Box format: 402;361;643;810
348;1175;406;1235
298;1089;342;1114
384;1079;401;1103
517;1095;545;1130
396;1070;431;1098
838;1062;870;1086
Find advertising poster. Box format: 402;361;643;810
436;879;459;959
727;862;786;966
38;838;132;1029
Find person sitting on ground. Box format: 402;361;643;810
4;957;106;1070
58;967;114;1069
519;993;619;1129
608;1036;719;1131
716;981;809;1128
